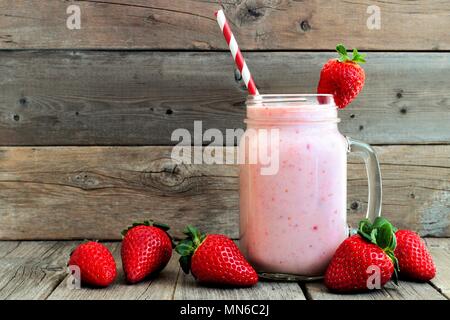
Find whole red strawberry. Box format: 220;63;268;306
317;44;366;109
68;241;117;287
394;230;436;281
176;226;258;287
121;221;173;284
325;217;398;292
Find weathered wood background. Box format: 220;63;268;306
0;0;449;239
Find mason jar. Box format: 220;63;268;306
239;94;382;280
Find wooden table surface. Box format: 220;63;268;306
0;238;448;300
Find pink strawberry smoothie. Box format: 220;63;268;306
239;95;349;277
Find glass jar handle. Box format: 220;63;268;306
346;137;382;222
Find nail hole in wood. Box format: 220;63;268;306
233;100;246;108
350;114;355;119
350;202;359;210
247;7;263;18
19;98;27;106
400;108;407;114
166;109;173;115
13;114;20;121
234;69;242;82
300;20;311;32
359;125;364;131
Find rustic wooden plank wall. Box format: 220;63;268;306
1;0;449;50
1;51;449;145
0;0;448;240
0;146;448;239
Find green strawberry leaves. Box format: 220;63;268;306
175;239;195;256
358;219;373;240
184;225;202;247
175;225;207;274
121;220;175;248
179;255;192;274
385;251;400;285
358;217;397;251
336;44;348;61
121;220;171;237
352;48;366;64
358;217;399;284
336;44;366;64
152;221;170;231
176;237;196;274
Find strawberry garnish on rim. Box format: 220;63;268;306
317;44;366;109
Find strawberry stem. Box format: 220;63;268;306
175;225;207;274
358;217;399;284
121;220;174;247
336;44;366;64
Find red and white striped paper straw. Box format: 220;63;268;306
215;9;259;96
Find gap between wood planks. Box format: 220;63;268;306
1;49;450;53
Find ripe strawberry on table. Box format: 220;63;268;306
68;241;117;287
317;44;366;109
175;226;258;287
121;220;173;284
394;230;436;281
324;217;398;292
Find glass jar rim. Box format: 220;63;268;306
245;94;339;124
246;94;336;108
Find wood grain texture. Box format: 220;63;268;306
1;51;449;145
48;242;180;300
0;240;448;300
425;238;450;299
0;146;239;240
305;238;450;300
0;241;79;300
304;280;446;300
174;270;306;300
349;145;450;237
0;0;449;50
0;145;448;240
173;240;305;300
